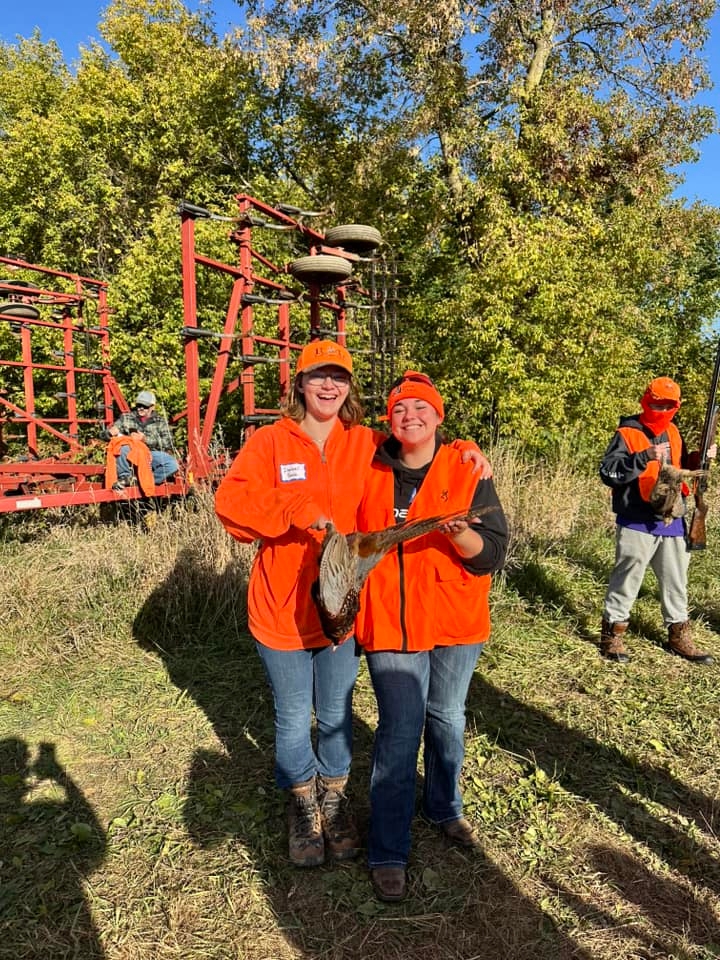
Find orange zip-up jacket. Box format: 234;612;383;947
215;416;379;650
617;422;682;501
354;445;499;653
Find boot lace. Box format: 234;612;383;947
290;793;320;841
320;787;353;839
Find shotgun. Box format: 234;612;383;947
687;339;720;550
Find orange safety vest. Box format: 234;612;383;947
216;422;481;651
617;422;682;502
354;445;492;653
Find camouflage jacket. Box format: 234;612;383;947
106;410;174;452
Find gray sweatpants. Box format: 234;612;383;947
603;525;691;625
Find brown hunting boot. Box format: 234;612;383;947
666;621;714;665
317;775;361;861
600;618;630;663
287;777;325;867
371;866;407;902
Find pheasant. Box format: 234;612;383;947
313;509;493;643
648;464;707;524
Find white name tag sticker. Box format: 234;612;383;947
280;462;307;482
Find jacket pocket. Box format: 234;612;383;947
433;568;490;642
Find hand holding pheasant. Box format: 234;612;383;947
313;508;494;643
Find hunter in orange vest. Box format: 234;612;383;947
599;376;714;665
353;372;508;903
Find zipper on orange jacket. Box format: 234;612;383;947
397;541;410;652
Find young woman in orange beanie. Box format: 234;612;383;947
353;372;508;902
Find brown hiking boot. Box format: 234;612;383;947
666;621;714;665
600;619;630;663
317;775;361;861
287;778;325;867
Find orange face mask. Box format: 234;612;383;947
639;396;679;436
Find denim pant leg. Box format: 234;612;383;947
115;443;132;479
422;643;483;824
150;450;179;482
255;642;317;789
366;650;430;867
312;639;359;781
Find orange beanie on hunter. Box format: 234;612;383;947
386;372;444;420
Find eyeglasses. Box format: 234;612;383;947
390;371;435;390
304;371;352;385
136;404;151;411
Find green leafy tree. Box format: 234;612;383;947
239;0;720;451
2;0;719;459
0;0;270;416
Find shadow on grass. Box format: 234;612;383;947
507;557;594;631
609;843;720;941
132;548;594;960
467;678;720;897
0;738;106;959
701;599;720;635
507;555;688;649
548;842;720;956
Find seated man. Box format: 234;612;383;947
106;390;179;492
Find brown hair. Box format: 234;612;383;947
283;375;365;427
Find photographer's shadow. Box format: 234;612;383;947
0;738;106;959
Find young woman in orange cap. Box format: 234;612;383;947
353;372;508;902
599;376;715;665
215;345;488;870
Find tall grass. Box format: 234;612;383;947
1;448;720;960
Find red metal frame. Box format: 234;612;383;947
178;193;369;484
0;195;385;514
0;256;163;512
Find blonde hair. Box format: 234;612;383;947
283;375;365;427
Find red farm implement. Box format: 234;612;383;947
0;195;397;514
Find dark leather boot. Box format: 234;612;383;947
287;777;325;867
371;866;407;902
600;619;630;663
317;775;361;861
667;621;714;665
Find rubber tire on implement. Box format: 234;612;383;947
0;301;40;319
324;224;383;254
288;255;353;287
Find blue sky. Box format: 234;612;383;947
1;0;719;208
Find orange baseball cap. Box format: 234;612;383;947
645;377;681;404
386;371;444;419
296;340;353;375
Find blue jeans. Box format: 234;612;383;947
255;639;359;789
366;643;483;867
115;444;179;483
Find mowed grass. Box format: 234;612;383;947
1;456;720;960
